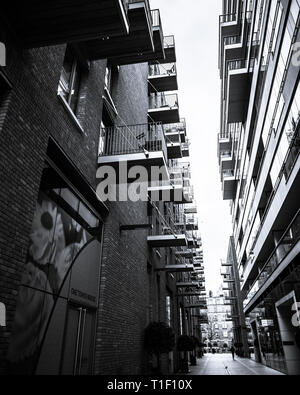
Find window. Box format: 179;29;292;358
58;47;82;115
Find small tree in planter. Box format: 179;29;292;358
144;322;175;374
177;335;195;373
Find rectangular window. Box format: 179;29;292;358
58;47;82;115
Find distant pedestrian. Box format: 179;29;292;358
230;346;235;360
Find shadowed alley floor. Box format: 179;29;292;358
188;354;285;375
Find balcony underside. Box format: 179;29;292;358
148;185;192;203
227;70;252;123
224;45;246;62
181;147;190;158
167;143;182;159
186;223;198;231
98;151;168;175
221;156;235;172
156;264;194;273
220;21;241;38
148;234;187;248
85;2;153;61
187;238;199;248
164;45;176;63
148;74;178;93
111;25;165;65
176;282;199;288
148;107;180;125
2;0;129;48
175;251;194;259
185;206;197;214
223;176;237;200
219;138;232;152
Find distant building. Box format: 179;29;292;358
204;290;233;351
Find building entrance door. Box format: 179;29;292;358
60;304;96;375
276;291;300;375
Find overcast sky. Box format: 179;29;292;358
150;0;233;294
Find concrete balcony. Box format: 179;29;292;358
175;215;198;231
226;61;253;123
220;153;236;172
148;93;180;124
85;1;154;61
181;141;190;158
2;0;130;48
222;172;237;201
147;234;187;248
164;120;187;143
219;13;241;38
147;185;191;203
218;133;233;153
164;129;182;159
224;39;246;63
163;35;176;63
98;123;168;176
156;264;194;273
111;9;166;65
148;63;178;93
185;205;197;214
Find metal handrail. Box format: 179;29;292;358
101;122;167;158
149;93;179;110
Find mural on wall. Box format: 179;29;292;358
7;191;90;368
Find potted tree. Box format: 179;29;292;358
144;322;175;375
177;335;195;373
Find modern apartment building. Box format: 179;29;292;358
0;1;207;375
218;0;300;374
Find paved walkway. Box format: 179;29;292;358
188;354;285;375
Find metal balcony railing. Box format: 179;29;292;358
181;141;190;151
149;63;177;77
244;209;300;309
224;35;241;45
101;123;167;158
219;13;237;24
149;93;179;110
164;35;175;49
164;120;186;138
151;9;161;28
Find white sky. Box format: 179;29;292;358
150;0;233;293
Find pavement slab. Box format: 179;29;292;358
188;354;285;376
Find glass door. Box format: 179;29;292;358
60;304;95;375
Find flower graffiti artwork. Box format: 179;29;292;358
7;191;89;367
